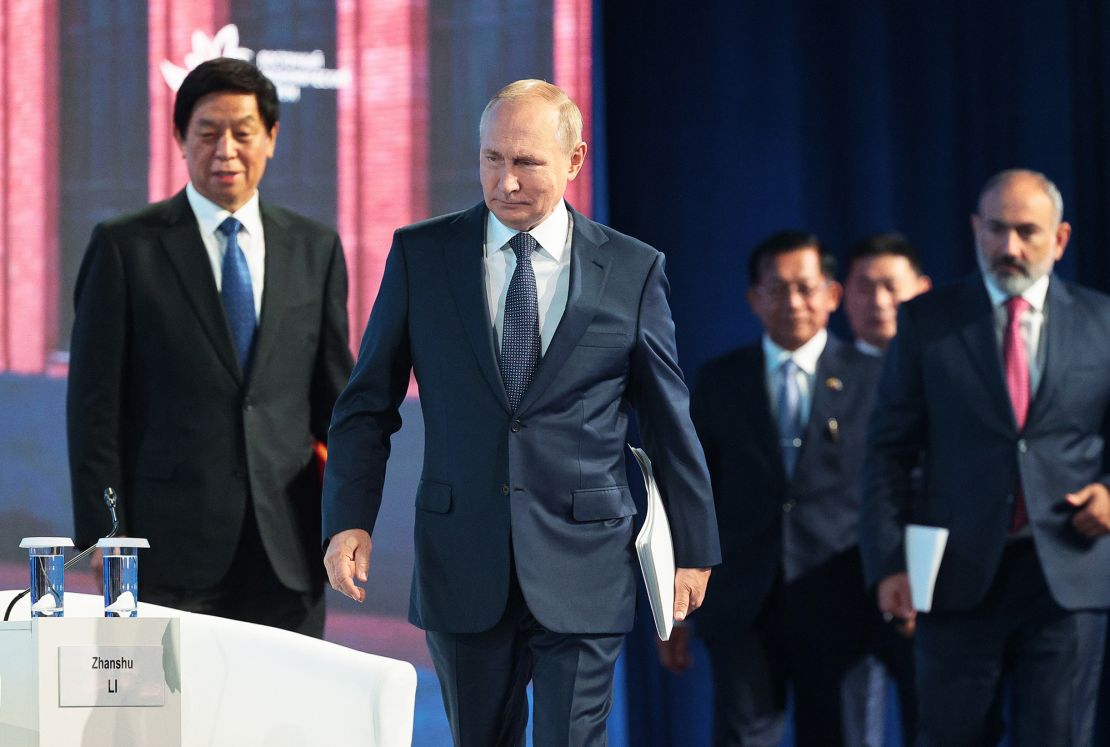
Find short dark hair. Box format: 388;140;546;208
173;58;280;137
747;230;835;286
846;232;924;277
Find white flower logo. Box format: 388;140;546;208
160;25;254;92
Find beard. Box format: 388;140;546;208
976;248;1052;296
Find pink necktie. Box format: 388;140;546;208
1004;296;1031;531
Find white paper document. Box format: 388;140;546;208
629;445;676;641
904;524;949;612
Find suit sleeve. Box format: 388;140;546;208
309;234;355;443
627;253;722;568
67;225;130;546
860;302;928;587
321;231;412;543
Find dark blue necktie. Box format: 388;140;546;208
777;358;804;477
501;232;541;411
218;217;257;372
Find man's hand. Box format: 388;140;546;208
657;624;694;674
323;529;372;602
877;572;916;637
673;567;711;622
1066;483;1110;537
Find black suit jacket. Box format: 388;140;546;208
862;276;1110;611
693;334;882;640
67;190;353;593
323;202;721;635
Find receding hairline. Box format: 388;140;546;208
978;168;1064;223
479;79;584;153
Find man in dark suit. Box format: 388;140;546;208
322;80;721;745
862;169;1110;745
663;231;884;746
844;232;932;357
67;58;353;637
841;232;931;743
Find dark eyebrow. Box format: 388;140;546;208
194;115;259;129
987;219;1038;232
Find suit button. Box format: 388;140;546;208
1018;439;1028;453
501;484;510;496
510;420;522;433
782;501;794;513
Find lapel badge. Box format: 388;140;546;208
825;376;843;391
827;417;841;443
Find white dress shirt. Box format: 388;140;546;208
186;182;266;318
982;273;1049;397
762;328;828;426
855;338;883;358
484;200;572;355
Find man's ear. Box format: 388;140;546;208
566;141;587;181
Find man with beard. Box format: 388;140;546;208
861;169;1110;744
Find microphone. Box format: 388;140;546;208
3;487;121;622
61;488;121;572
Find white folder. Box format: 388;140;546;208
904;523;949;612
629;445;676;641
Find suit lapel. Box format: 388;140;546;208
796;337;844;474
247;202;293;389
1025;277;1074;429
444;204;511;412
516;208;611;415
956;279;1015;429
747;346;788;479
158;191;242;383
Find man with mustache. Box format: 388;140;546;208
861;169;1110;744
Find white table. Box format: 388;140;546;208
0;591;416;746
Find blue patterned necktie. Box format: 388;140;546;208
217;217;257;372
501;232;541;411
777;358;804;477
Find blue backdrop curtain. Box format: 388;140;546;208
599;2;1110;744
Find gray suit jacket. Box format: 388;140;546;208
862;275;1110;610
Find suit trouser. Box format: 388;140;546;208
425;571;624;747
915;538;1107;747
704;549;879;747
867;612;917;744
1096;621;1110;745
140;506;326;638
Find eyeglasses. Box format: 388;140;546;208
757;281;830;302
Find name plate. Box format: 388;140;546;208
58;645;166;707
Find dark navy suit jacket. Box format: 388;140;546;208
693;334;882;640
323;202;721;635
862;275;1110;611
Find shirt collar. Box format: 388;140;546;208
981;271;1050;314
485;199;570;261
185;182;264;241
855;338;884;357
763;327;828;377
